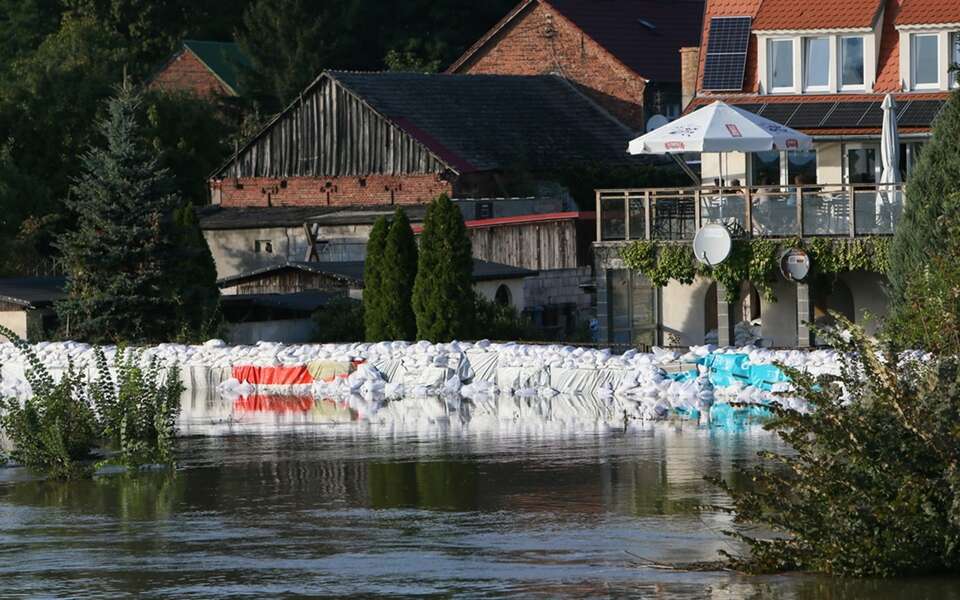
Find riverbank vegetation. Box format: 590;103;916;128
715;89;960;577
0;326;183;479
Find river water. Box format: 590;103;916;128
0;394;957;598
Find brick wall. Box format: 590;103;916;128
149;50;233;99
680;47;700;110
212;174;453;207
454;2;646;130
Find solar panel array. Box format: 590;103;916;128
729;100;946;130
702;17;751;91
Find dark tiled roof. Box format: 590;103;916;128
217;259;536;288
183;40;251;95
221;290;338;313
0;277;66;309
198;206;354;230
329;72;643;172
546;0;705;82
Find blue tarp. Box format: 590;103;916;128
698;353;790;392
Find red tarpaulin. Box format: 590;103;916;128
232;365;314;386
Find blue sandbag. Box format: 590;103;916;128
747;363;790;391
704;353;750;387
668;369;698;382
672;406;701;421
709;402;773;429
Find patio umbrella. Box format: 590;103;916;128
878;94;901;228
628;100;813;155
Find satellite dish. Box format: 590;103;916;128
780;248;811;282
693;224;732;266
646;114;669;132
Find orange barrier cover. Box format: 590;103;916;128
232;365;315;386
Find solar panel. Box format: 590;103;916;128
857;102;884;127
758;103;799;125
702;17;751;91
821;102;871;128
898;100;945;127
786;103;834;128
731;103;763;114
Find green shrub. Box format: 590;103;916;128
312;297;364;343
363;216;389;342
713;319;960;577
89;347;183;469
380;208;418;341
0;325;98;479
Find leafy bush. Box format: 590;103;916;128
89;347;183;469
0;325;97;479
713;320;960;577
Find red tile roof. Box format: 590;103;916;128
896;0;960;26
752;0;884;31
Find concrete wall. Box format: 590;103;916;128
661;277;714;346
0;311;28;340
475;278;527;310
523;267;592;312
225;319;319;345
204;227;309;279
842;271;889;335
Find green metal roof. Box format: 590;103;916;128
183;40;251;95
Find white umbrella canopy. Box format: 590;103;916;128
628;100;814;155
880;94;901;186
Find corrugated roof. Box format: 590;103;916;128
0;277;66;309
183;40;251;95
328;71;643;172
896;0;960;26
198;205;392;231
753;0;883;30
546;0;706;82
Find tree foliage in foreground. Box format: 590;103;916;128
413;194;474;342
713;320;960;577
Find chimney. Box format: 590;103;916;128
680;46;700;110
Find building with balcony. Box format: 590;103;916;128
594;0;956;348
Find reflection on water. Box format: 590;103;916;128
0;392;958;598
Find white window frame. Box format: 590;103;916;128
768;38;796;93
912;33;941;90
803;37;831;92
839;36;866;91
952;31;960;88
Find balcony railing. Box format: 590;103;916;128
596;183;905;242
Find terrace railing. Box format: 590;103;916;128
596;183;905;242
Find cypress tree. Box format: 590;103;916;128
380;208;418;340
363;216;389;341
56;82;185;343
412;194;474;341
889;90;960;304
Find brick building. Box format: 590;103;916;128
447;0;706;130
148;40;250;99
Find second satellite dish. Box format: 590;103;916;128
692;224;732;266
646;114;669;132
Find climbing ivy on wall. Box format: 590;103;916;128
619;237;891;304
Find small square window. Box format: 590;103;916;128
769;39;795;92
840;37;865;89
254;240;273;254
912;33;940;89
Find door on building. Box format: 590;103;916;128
607;270;658;347
843;143;880;184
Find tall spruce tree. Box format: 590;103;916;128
412;194;474;342
380;208;418;340
889;91;960;309
56;82;192;343
363;216;389;341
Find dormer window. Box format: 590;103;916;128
769;39;795;92
912;33;940;89
804;37;830;91
840;37;865;90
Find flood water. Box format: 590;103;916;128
0;393;958;598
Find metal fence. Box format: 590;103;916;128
596;183;905;242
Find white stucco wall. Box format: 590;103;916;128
701;152;748;185
760;279;800;347
474;279;527;310
0;311;28;340
204;227;309;279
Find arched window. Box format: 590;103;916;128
494;284;512;307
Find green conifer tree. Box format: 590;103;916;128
380;208;418;340
168;204;222;341
412;194;474;342
56;82;186;343
889;91;960;305
363;216;389;341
